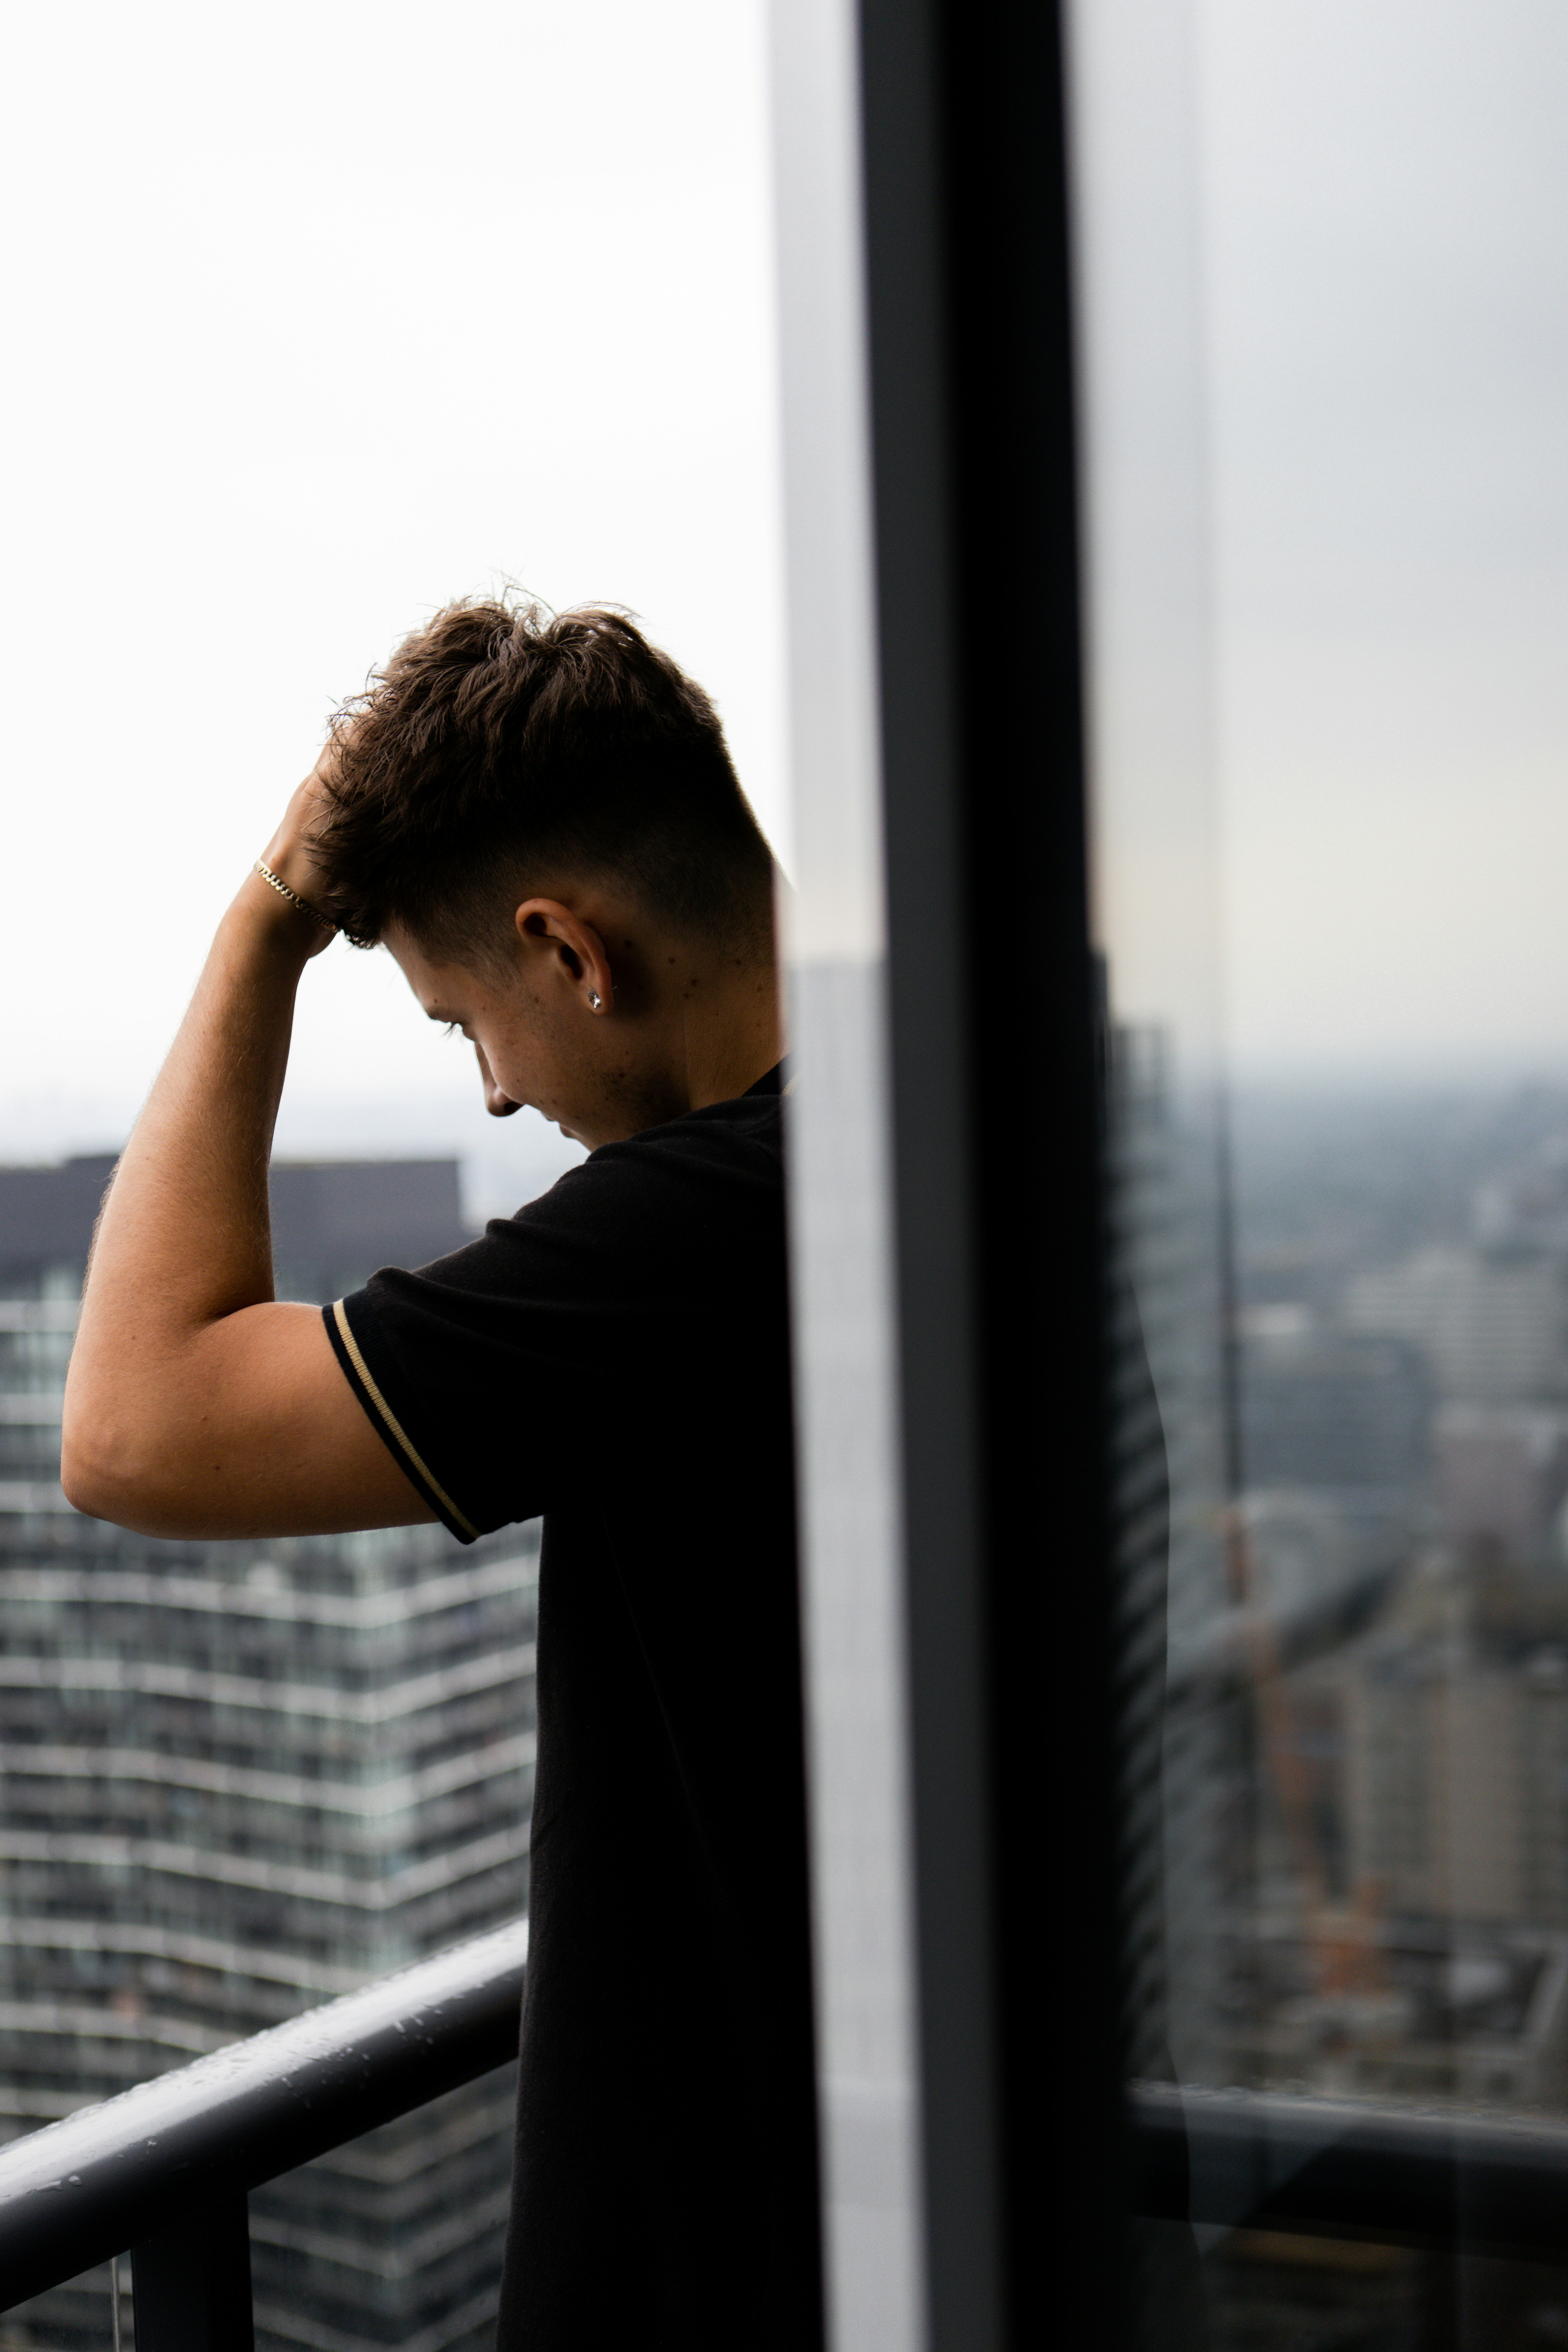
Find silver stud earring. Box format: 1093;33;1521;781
588;990;602;1012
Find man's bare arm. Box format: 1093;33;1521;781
61;784;436;1539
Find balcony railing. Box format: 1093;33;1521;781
0;1918;527;2350
1132;2078;1568;2263
2;1926;1563;2349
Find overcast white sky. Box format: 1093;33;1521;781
1203;0;1568;1079
1084;0;1568;1087
0;0;782;1211
6;0;1568;1202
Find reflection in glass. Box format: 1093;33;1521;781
1075;0;1568;2342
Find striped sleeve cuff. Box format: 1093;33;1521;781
323;1298;482;1544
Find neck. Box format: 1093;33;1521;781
614;884;783;1119
672;947;784;1114
577;934;783;1150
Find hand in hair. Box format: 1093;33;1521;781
252;742;345;959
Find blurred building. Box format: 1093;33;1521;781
1104;1023;1222;2350
0;1156;535;2352
1344;1246;1567;1404
1336;1586;1568;1932
1210;1576;1568;2106
1474;1131;1568;1262
1105;1023;1230;2093
1433;1402;1568;1567
1240;1323;1430;1512
1235;1322;1431;1642
1234;1904;1568;2110
1233;1563;1568;2103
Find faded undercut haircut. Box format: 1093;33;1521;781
309;600;775;964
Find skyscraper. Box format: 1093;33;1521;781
0;1156;536;2352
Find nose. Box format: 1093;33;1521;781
475;1042;522;1118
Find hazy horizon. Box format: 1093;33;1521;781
0;1084;585;1228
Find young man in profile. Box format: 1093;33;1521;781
61;602;820;2349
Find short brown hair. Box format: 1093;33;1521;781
311;599;774;960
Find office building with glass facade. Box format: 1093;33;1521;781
0;1158;534;2352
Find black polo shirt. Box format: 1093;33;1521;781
323;1067;821;2349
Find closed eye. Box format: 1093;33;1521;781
425;1007;473;1042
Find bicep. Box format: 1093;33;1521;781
62;1301;436;1539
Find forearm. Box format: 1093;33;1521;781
66;873;318;1442
56;756;435;1542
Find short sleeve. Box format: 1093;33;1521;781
320;1109;786;1544
324;1292;490;1541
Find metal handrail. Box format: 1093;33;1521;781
0;1917;527;2323
1131;2078;1568;2261
8;1963;1568;2337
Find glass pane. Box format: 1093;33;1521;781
1073;0;1568;2341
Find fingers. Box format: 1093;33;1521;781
260;765;334;903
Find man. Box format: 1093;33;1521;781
61;601;820;2348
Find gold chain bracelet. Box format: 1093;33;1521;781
254;861;337;932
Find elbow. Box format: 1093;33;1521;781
62;1386;224;1539
60;1357;112;1519
59;1406;129;1524
59;1462;106;1521
60;1453;116;1524
58;1433;89;1516
60;1387;164;1529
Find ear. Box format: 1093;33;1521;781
514;898;616;1014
